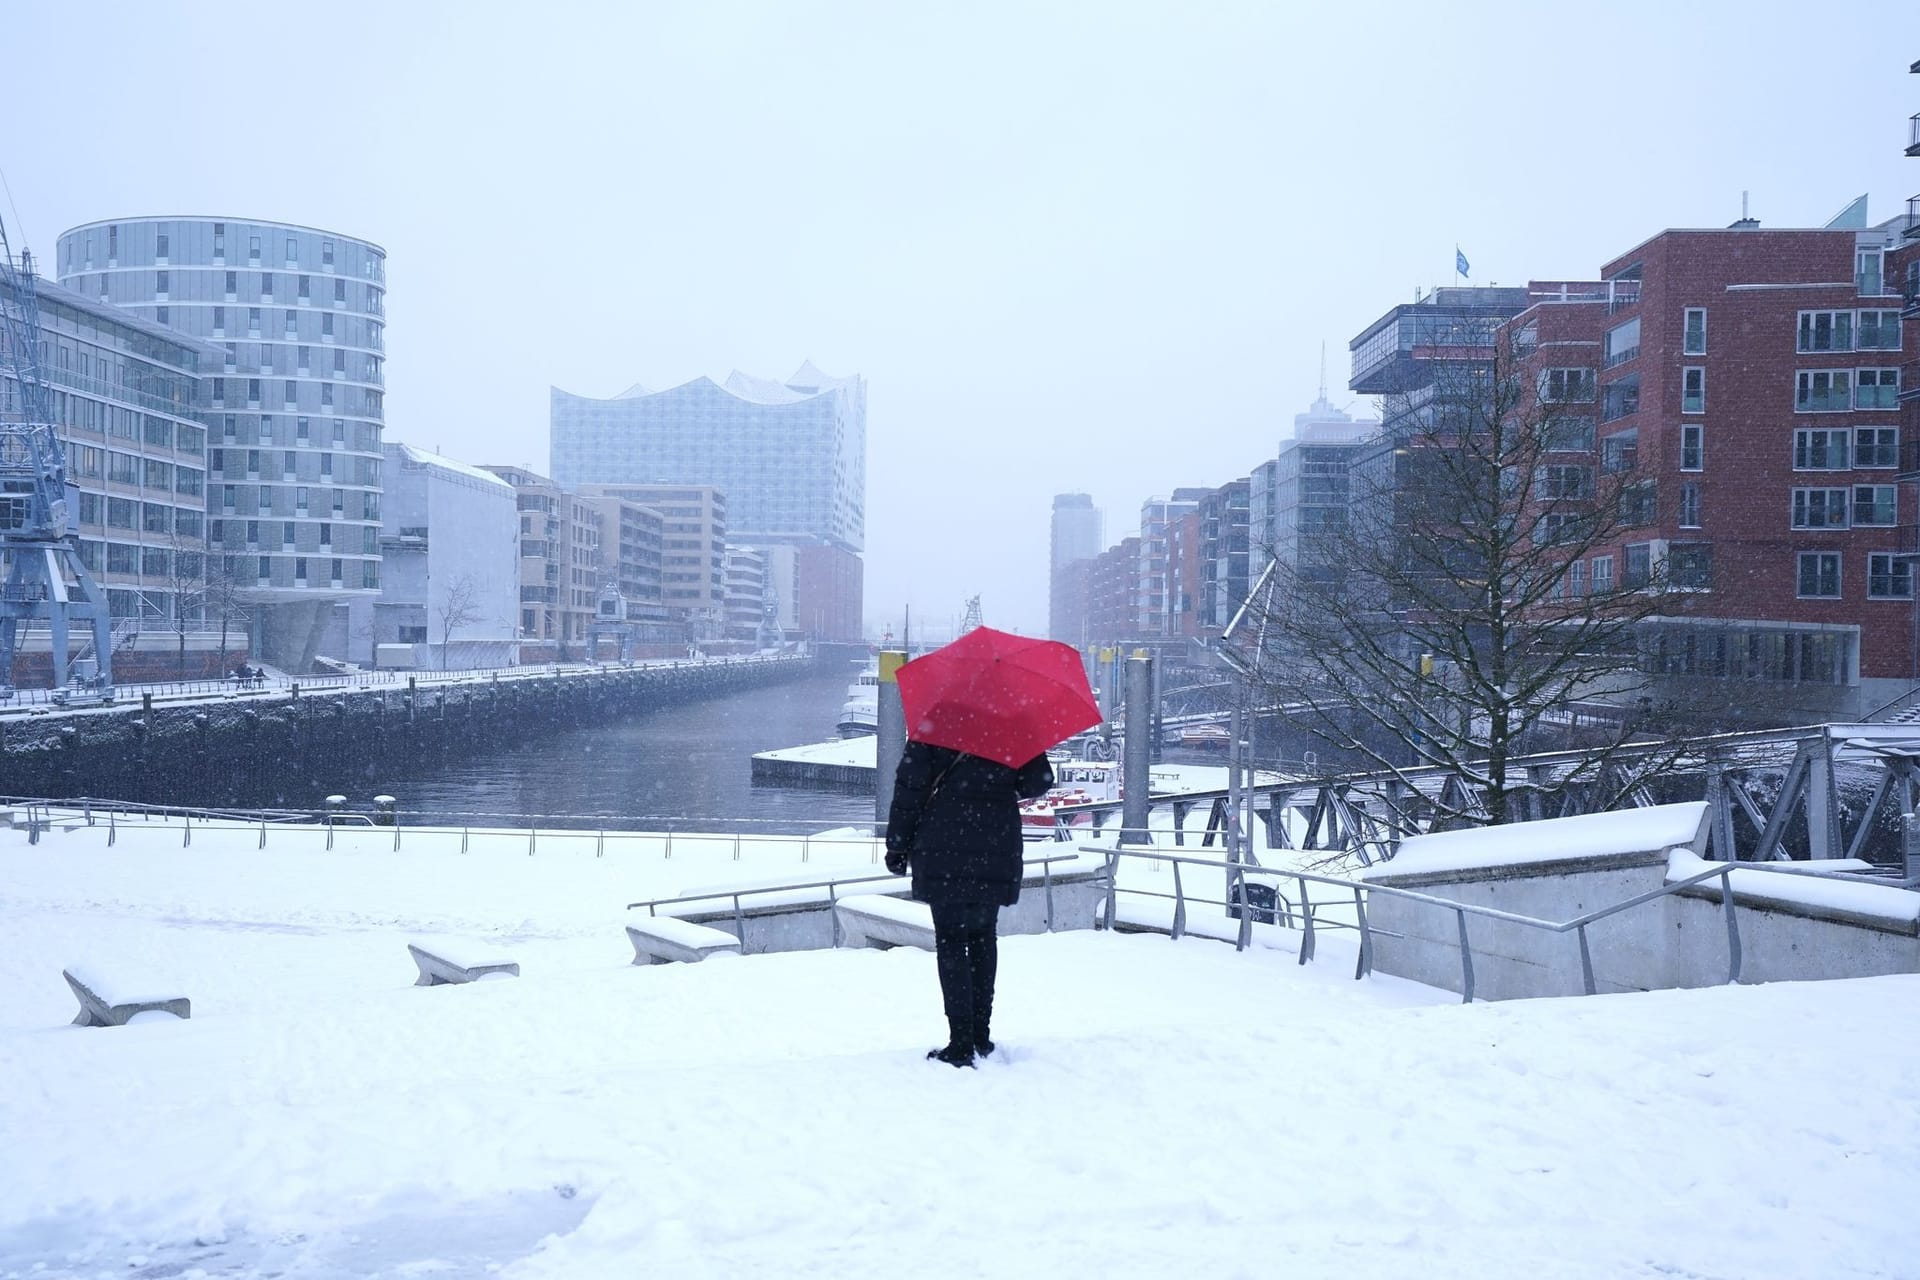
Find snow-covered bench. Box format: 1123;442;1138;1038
63;966;191;1027
835;896;937;951
626;917;742;965
408;941;519;987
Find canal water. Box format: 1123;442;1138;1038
330;668;876;834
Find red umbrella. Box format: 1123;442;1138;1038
896;627;1102;768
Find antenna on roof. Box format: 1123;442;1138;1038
1318;342;1326;401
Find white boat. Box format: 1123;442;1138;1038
836;665;879;737
1020;759;1121;839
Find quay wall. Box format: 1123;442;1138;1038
0;657;819;807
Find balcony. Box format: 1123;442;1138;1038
1606;279;1642;314
1908;113;1920;157
1907;195;1920;241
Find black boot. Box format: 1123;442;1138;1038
926;1041;976;1068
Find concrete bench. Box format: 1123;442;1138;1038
836;895;938;951
408;941;520;987
626;917;742;965
63;966;191;1027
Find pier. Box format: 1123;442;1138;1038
0;654;819;804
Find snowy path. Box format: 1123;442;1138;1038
2;828;1916;1278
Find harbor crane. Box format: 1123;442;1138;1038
0;214;114;700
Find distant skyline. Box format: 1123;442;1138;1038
3;1;1915;635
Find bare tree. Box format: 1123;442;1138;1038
1241;317;1683;827
434;573;481;671
156;534;247;677
204;552;248;673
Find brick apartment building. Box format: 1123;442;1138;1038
1505;211;1917;718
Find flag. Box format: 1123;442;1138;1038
1455;248;1470;278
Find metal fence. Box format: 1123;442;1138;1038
1089;842;1919;1003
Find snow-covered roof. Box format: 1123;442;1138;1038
389;443;514;489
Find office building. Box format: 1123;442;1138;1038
483;466;601;658
575;484;727;642
0;272;221;679
56;217;388;670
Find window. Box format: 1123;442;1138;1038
1798;311;1854;352
1670;543;1712;589
296;416;310;443
213;223;225;259
106;497;136;528
154;306;168;326
142;548;170;578
155;232;168;259
1681;367;1704;414
1797;551;1842;598
1856;427;1898;468
298;274;310;300
1853;485;1896;526
248;235;261;262
1536;465;1593;499
334;279;346;306
282;521;296;548
1796;370;1852;412
285;380;298;408
319;523;332;547
285;311;299;338
1680;423;1704;471
1794;427;1851;469
77;492;100;525
1682;307;1706;355
154;270;168;295
1601;431;1638;473
286;237;298;263
1857;310;1902;350
1791;488;1849;528
1601;375;1640;422
1624;543;1652;589
212;306;226;334
107;543;136;575
1858;248;1885;296
1592;554;1614;593
1619;481;1656;528
247;307;261;335
1869;553;1912;599
1568;560;1588;596
143;459;171;490
1603;318;1640;368
1540;368;1596;402
1856;368;1900;409
260;272;273;300
225;270;238;299
322;240;335;268
108;452;137;484
322;313;335;339
1679;482;1701;529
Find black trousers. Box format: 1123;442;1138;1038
930;901;999;1045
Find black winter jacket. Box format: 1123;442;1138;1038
884;742;1055;907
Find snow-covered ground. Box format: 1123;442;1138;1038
3;817;1917;1278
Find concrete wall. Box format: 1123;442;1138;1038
1364;849;1920;1001
667;867;1108;956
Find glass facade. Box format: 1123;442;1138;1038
1;276;214;625
549;365;865;554
55;218;386;611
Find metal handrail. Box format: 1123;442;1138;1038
626;852;1089;948
1085;843;1911;1002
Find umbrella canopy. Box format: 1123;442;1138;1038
896;627;1102;768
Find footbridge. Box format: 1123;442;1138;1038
1037;721;1920;869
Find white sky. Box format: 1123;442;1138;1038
4;1;1916;636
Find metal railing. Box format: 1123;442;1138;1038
1088;843;1917;1003
626;852;1087;948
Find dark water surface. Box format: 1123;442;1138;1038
338;668;875;834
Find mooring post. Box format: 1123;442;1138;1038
1120;650;1152;846
874;649;908;837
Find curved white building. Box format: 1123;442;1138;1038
56;216;388;669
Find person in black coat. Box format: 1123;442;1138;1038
884;740;1055;1067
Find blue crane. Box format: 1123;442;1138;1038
0;214;114;699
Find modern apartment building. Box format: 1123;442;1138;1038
1197;479;1250;635
0;272;222;679
483;466;601;658
1086;536;1142;648
723;545;769;644
1137;490;1208;638
578;493;667;629
56;217;388;670
549;364;865;641
575;484;726;642
334;445;518;669
1514;209;1918;716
